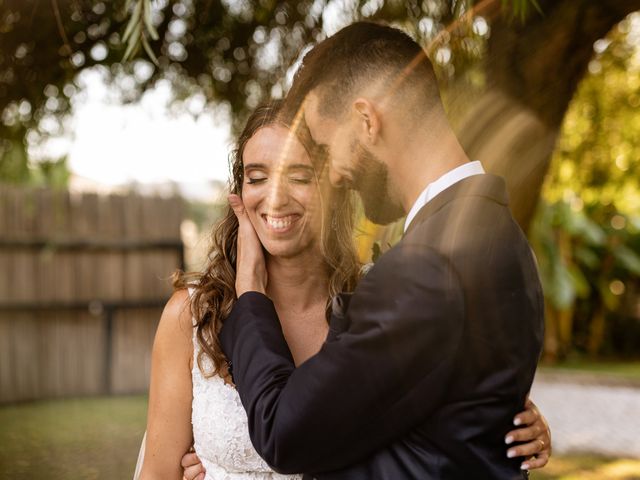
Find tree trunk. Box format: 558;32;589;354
588;305;607;358
457;0;640;231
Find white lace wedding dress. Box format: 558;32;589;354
133;288;302;480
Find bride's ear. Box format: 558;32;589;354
352;98;380;145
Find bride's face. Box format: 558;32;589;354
241;125;324;259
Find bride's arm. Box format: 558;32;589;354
139;289;195;480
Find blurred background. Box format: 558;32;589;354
1;0;639;478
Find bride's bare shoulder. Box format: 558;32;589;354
154;288;194;354
163;288;194;326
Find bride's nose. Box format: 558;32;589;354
265;175;291;210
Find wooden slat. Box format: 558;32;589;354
110;308;161;394
0;185;184;403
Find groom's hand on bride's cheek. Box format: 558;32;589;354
181;451;205;480
228;194;267;296
505;398;551;470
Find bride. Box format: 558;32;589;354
135;101;551;480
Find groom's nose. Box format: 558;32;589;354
329;165;354;189
328;159;352;188
329;167;343;187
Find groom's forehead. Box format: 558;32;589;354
301;118;326;156
298;112;319;146
299;95;327;141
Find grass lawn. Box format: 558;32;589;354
531;455;640;479
540;359;640;380
1;395;639;479
0;395;147;480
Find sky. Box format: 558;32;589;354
32;67;232;201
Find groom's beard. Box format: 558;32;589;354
350;141;405;225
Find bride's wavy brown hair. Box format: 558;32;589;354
173;100;361;377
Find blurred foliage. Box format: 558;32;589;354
530;201;640;361
0;0;536;185
544;15;640;215
530;16;640;362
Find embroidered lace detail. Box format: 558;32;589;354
189;289;302;480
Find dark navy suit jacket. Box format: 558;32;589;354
220;174;544;479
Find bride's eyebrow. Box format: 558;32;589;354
243;163;267;171
286;164;314;173
243;163;314;174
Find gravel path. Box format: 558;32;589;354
530;373;640;458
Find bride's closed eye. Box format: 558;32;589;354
290;175;313;185
246;173;313;185
287;165;315;185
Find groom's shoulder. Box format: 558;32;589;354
365;239;458;288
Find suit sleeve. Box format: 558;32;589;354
219;243;465;474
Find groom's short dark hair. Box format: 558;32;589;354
284;21;444;122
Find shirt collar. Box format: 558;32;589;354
403;161;485;232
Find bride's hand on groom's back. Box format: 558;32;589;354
181;451;205;480
505;397;552;470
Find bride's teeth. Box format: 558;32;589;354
266;216;293;230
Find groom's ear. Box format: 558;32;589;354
353;98;380;145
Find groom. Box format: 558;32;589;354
221;22;544;479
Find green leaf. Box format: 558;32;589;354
613;245;640;275
565;211;606;245
501;0;544;22
529;0;543;16
547;262;576;310
143;0;160;41
573;245;600;269
141;34;159;66
123;24;142;61
452;0;470;18
567;264;591;299
597;280;620;311
628;216;640;233
123;0;142;44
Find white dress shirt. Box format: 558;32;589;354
403;161;486;232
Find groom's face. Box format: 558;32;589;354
303;92;405;225
303;93;355;188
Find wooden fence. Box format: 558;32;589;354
0;185;184;403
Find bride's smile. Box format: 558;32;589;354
261;213;302;233
241;124;324;259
